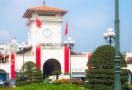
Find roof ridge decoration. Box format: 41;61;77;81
43;0;45;6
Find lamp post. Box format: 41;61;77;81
19;43;26;78
114;0;121;89
64;37;75;84
103;28;115;46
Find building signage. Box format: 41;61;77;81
38;43;65;47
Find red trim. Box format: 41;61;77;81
64;46;69;73
11;53;15;79
88;53;92;69
36;46;41;69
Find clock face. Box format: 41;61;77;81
42;28;52;38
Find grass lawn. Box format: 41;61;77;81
129;85;132;90
0;83;90;90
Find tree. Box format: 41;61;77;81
17;61;43;85
85;45;128;90
52;70;62;80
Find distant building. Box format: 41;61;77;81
0;5;91;81
122;52;132;83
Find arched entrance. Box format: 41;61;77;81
0;69;7;81
43;59;61;79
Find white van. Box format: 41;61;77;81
0;80;3;85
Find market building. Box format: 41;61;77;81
0;5;91;81
1;4;131;84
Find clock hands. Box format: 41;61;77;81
46;29;48;35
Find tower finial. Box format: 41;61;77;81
43;0;45;6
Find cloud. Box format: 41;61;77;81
0;30;12;41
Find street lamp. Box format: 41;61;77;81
114;0;121;89
18;43;26;78
103;28;115;46
64;37;75;84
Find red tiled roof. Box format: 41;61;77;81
71;51;78;55
16;45;32;54
23;6;68;18
71;51;87;55
126;57;132;64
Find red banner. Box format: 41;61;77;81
88;53;92;69
64;46;69;73
11;53;15;79
36;46;41;69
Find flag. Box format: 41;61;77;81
36;17;42;28
64;20;68;35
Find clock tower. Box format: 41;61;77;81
23;5;67;50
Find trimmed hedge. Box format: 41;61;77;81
85;45;128;90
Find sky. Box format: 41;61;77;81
0;0;132;53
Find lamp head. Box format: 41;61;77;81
72;41;75;46
64;41;68;46
103;33;108;39
113;33;115;38
68;37;72;41
108;31;114;37
107;28;113;32
69;41;75;46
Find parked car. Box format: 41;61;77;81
44;78;52;83
3;79;16;87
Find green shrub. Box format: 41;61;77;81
52;70;62;79
85;45;128;90
129;86;132;90
12;82;89;90
16;61;43;86
0;86;5;90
